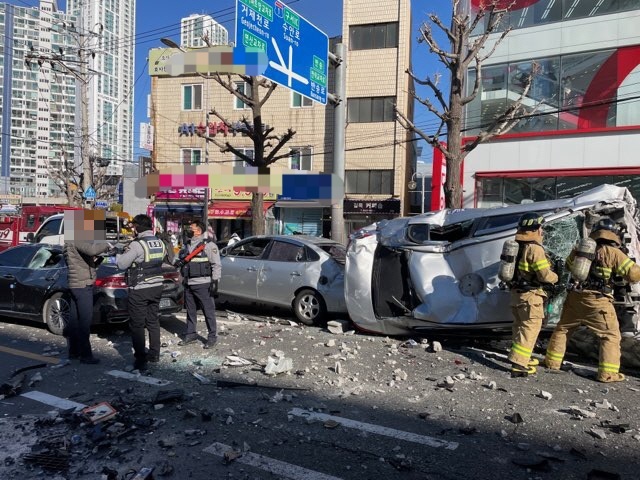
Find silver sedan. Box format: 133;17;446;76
218;235;347;325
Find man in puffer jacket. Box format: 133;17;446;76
63;210;110;364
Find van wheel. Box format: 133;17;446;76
43;292;70;336
293;289;326;326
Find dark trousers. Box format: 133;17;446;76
184;283;217;339
128;286;163;361
66;286;94;360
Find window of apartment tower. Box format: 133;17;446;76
349;22;399;50
348;96;396;123
181;148;202;165
290;147;312;171
233;148;254;167
234;81;252;109
292;92;313;108
182;84;202;110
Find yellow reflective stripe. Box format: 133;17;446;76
518;261;532;272
190;257;209;263
599;362;619;373
593;266;611;280
532;259;551;271
617;258;633;276
566;257;574;268
546;351;563;361
511;342;532;356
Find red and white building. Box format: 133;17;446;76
433;0;640;209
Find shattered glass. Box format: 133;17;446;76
543;212;584;326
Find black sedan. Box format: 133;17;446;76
0;244;183;335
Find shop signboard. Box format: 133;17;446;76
155;188;206;201
211;188;277;200
344;199;401;215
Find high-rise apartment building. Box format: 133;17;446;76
435;0;640;209
0;0;77;200
181;14;229;48
67;0;135;180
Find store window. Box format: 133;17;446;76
476;174;640;207
349;22;398;50
345;170;393;194
182;84;202;110
348;96;395;123
181;148;202;165
292;92;313;108
289;147;312;171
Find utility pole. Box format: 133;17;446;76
329;43;346;244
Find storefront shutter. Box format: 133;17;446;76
282;208;322;236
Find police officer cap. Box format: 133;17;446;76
592;218;618;234
518;212;544;230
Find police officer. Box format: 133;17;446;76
508;212;558;377
111;214;166;371
545;218;640;382
177;220;221;349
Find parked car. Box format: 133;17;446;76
217;235;347;325
345;184;640;335
27;212;132;245
0;243;184;335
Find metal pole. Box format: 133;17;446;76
330;43;346;244
420;174;425;214
79;2;92;209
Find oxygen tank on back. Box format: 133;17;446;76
569;237;597;282
498;240;520;282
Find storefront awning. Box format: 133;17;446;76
274;200;327;209
208;201;274;219
153;203;204;214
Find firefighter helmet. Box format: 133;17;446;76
518;212;544;231
592;218;619;235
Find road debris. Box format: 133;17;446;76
264;354;293;376
81;402;117;424
538;390;553;400
588;428;608;440
327;319;351;334
431;341;443;353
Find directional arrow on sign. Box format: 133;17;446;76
268;38;308;88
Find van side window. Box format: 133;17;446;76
473;213;522;237
428;220;475;242
36;218;62;242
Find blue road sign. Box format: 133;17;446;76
236;0;328;105
84;186;96;200
95;200;108;208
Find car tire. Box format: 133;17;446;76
43;292;70;336
293;289;326;326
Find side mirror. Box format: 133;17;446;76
26;232;35;243
220;247;228;257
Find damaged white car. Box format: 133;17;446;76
345;185;640;336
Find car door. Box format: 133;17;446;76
257;240;306;306
14;247;65;315
0;246;38;312
218;238;271;301
36;216;63;244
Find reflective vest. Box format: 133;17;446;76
185;245;212;278
127;236;166;287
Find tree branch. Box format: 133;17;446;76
264;128;296;165
406;69;448;111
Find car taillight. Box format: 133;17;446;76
95;275;128;289
163;271;180;282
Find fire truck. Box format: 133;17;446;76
0;205;80;252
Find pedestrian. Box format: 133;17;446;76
508;212;558;377
177;220;221;349
227;232;241;247
545;219;640;382
109;214;166;371
63;209;111;364
168;230;178;248
206;223;217;242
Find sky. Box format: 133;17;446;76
12;0;452;165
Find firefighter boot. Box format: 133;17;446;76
597;372;626;383
528;358;540;367
511;363;537;378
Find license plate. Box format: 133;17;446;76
159;298;172;309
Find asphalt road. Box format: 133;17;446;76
1;308;639;480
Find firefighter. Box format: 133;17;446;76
508;212;559;377
109;214;166;371
545;218;640;382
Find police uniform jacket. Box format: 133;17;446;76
513;230;558;296
183;233;222;287
116;230;166;290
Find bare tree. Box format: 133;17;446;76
198;74;296;235
397;0;538;208
47;153;116;207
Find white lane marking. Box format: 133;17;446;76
106;370;172;386
288;408;459;450
20;391;86;411
203;442;343;480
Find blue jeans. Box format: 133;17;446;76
65;286;95;360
